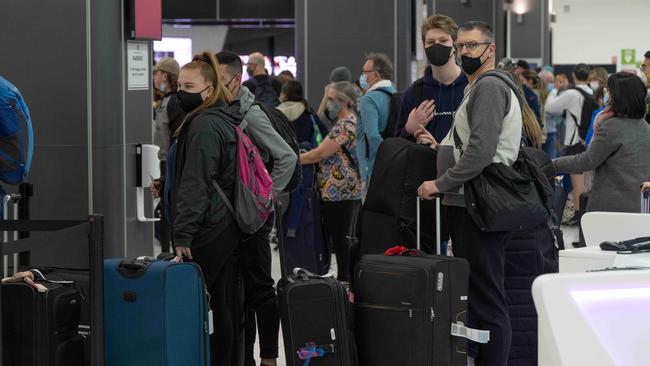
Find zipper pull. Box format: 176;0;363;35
430;307;435;321
358;269;363;279
409;309;413;318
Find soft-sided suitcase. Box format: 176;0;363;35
34;268;92;366
103;258;211;366
277;205;356;366
282;161;330;276
2;281;84;366
360;138;440;256
352;198;470;366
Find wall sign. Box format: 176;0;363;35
127;42;150;90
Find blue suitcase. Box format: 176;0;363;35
103;258;211;366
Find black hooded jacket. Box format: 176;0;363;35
171;102;241;248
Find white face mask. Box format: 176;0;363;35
589;81;600;90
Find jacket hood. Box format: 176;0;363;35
422;65;468;88
277;101;306;122
195;102;243;126
236;85;255;113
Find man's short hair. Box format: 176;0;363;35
216;51;243;77
366;53;394;81
459;21;495;43
573;63;590;81
645;50;650;59
421;14;459;43
517;59;530;70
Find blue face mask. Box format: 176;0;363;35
159;82;167;93
359;74;369;90
546;83;555;93
326;101;342;119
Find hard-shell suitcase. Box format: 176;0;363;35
103;258;211;366
352;198;470;366
277;204;356;366
2;281;84;366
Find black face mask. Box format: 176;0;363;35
177;87;209;113
460;45;490;75
425;43;453;67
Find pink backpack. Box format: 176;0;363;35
213;121;274;234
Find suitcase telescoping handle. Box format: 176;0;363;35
641;188;650;214
416;196;441;255
3;193;21;278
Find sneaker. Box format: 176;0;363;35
565;211;581;226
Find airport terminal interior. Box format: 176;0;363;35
1;0;650;365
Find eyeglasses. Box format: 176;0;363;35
362;69;377;74
454;42;492;52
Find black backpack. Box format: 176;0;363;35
376;79;425;139
247;77;280;107
572;87;599;141
255;103;302;192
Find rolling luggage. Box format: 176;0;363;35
281;161;330;276
32;268;92;366
359;138;440;256
103;258;211;366
277;205;356;366
2;280;84;366
642;188;650;214
352;198;471;366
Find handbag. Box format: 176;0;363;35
452;127;549;232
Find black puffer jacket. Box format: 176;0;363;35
171;103;241;249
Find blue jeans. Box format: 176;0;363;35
542;132;558;159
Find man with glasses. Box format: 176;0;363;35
417;21;525;366
356;53;397;187
394;14;468;142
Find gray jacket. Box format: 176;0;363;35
436;70;522;207
236;86;297;195
553;117;650;213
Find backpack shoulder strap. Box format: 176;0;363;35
211;180;235;217
374;88;394;97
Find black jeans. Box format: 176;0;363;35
321;199;361;282
191;224;242;366
446;206;513;366
240;214;280;363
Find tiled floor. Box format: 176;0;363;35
253;225;580;365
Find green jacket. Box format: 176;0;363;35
171;103;240;248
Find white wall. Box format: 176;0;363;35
162;24;229;56
552;0;650;66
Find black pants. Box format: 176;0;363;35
191;224;242;366
240;214;280;363
321;199;361;282
446;206;513;366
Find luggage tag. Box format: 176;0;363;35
208;309;214;335
451;322;490;344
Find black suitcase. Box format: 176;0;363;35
2;281;84;366
360;138;441;256
352;198;470;366
276;205;356;366
33;268;92;366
